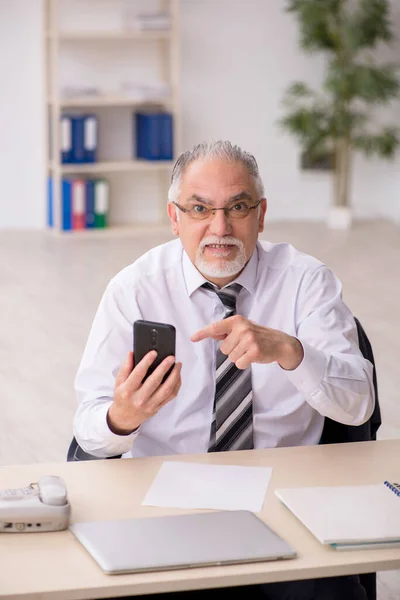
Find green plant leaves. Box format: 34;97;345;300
325;62;399;103
281;0;400;161
286;0;394;52
287;0;341;52
353;129;400;157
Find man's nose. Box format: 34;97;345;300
208;209;232;237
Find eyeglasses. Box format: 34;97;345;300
172;200;261;221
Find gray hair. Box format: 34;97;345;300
168;140;265;204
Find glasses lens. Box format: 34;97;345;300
229;205;251;219
188;205;211;220
186;203;257;220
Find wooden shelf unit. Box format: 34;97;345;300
47;96;173;108
46;30;172;41
45;0;181;231
49;160;174;175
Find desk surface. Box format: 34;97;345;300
1;439;400;599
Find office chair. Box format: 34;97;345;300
67;316;380;600
319;317;380;600
320;317;381;445
67;438;122;462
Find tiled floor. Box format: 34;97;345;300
0;220;399;598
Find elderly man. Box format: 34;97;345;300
74;141;372;600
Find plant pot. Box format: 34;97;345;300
327;206;352;229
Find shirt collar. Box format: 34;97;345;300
182;242;259;297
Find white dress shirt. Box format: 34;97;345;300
74;239;375;458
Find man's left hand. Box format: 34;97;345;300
190;315;304;371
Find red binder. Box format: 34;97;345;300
72;179;86;230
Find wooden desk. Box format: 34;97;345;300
1;440;399;599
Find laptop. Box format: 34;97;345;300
69;510;296;574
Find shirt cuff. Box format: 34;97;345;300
283;340;327;396
94;402;140;456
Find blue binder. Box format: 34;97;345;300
135;112;173;160
61;179;73;230
83;115;97;163
61;114;98;164
47;177;53;227
72;116;85;163
85;179;96;228
47;177;72;230
60;115;73;164
159;113;173;159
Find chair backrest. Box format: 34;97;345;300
319;316;380;600
67;436;121;462
320;317;381;444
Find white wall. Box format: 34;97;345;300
180;0;400;223
0;0;46;229
0;0;399;228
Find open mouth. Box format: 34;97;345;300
205;244;236;256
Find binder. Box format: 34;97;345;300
60;115;73;163
83;115;97;163
47;177;53;227
275;481;400;550
71;116;85;163
94;179;109;228
47;177;72;230
159;113;173;159
135;112;173;160
85;180;96;229
60;114;98;164
71;179;86;230
61;179;73;231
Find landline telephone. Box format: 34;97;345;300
0;475;71;532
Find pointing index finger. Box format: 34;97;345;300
191;319;233;342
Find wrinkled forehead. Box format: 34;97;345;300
179;158;257;202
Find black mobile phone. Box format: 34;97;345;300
133;320;176;384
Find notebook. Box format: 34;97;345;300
275;481;400;551
69;510;297;574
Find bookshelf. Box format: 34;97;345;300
48;96;174;108
44;0;181;232
49;160;174;175
47;30;172;41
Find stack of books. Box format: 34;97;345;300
48;177;109;231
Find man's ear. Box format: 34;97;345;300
167;202;180;236
258;198;267;233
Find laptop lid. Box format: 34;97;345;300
69;510;296;575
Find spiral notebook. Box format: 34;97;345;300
275;481;400;551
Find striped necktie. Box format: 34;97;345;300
202;282;254;452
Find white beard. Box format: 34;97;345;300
195;236;247;279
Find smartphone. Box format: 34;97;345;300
133;320;176;384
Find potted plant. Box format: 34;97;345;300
280;0;400;228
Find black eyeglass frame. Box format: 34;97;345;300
172;199;262;219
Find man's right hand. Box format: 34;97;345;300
107;351;182;435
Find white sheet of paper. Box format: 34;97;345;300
142;461;273;512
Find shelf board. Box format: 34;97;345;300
46;30;171;41
49;160;174;175
47;224;172;238
48;95;172;108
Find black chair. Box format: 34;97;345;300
67;316;380;600
67;438;122;462
319;317;380;600
320;317;380;445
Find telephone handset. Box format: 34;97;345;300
0;475;71;532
